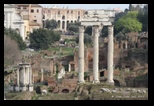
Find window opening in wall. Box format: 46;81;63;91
31;9;34;13
58;10;60;15
62;15;65;20
78;11;80;15
23;7;27;10
34;20;37;22
37;9;39;13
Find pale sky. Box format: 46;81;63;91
40;4;130;11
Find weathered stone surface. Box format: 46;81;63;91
81;89;89;96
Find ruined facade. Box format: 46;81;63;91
43;4;85;31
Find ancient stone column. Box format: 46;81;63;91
107;25;114;84
125;41;127;49
27;67;29;85
29;66;32;84
17;69;19;86
78;26;85;83
41;68;44;82
23;66;26;91
29;66;33;92
15;69;20;92
7;12;9;28
92;26;100;83
10;12;13;28
25;67;27;85
68;64;71;72
20;23;25;41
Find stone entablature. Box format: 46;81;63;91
14;63;33;92
78;9;115;84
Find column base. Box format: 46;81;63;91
15;86;20;92
93;80;100;84
9;86;14;92
107;80;114;85
29;84;34;92
22;85;27;91
78;80;85;84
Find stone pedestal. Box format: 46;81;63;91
15;86;20;92
68;64;71;72
92;26;100;84
29;84;33;92
107;25;114;84
41;68;44;82
10;86;14;92
22;85;27;91
78;26;85;83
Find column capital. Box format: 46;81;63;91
93;26;99;33
79;25;85;33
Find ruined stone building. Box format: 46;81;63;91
4;4;25;41
43;4;85;31
15;4;43;38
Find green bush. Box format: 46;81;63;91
29;28;60;50
4;28;26;50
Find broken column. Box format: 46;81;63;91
68;64;71;72
15;69;20;92
92;25;100;83
29;66;33;92
23;66;27;91
78;26;85;83
41;68;44;82
125;41;127;49
107;25;114;84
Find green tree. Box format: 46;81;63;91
101;26;108;37
68;22;81;33
76;34;92;46
84;26;92;35
115;11;142;33
137;4;148;31
29;28;60;50
45;19;58;30
4;28;26;50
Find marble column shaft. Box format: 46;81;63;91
92;26;100;83
41;68;44;82
68;64;71;72
23;67;26;85
107;26;114;84
29;66;32;84
17;69;19;86
78;26;85;83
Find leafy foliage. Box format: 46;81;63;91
29;28;60;50
84;26;92;35
76;34;92;45
67;22;81;33
115;11;142;33
45;19;58;30
137;4;148;31
4;28;26;50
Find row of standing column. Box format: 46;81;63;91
78;25;114;84
17;66;33;87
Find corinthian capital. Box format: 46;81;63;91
79;26;85;33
